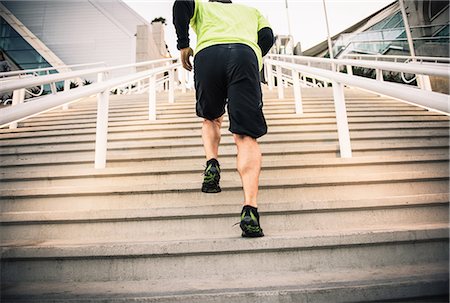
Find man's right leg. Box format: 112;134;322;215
202;116;223;161
201;116;223;193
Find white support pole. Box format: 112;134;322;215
376;69;384;82
276;65;284;99
62;79;71;110
148;75;157;121
50;82;57;94
292;71;303;115
94;90;110;169
417;75;432;91
9;89;25;129
331;81;352;158
267;63;274;90
168;68;175;103
346;65;353;76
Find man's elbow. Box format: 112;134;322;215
258;27;275;57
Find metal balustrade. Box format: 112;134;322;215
264;56;450;159
0;62;106;79
0;58;184;168
1;54;448;167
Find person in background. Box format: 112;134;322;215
173;0;274;237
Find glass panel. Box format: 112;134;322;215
434;25;449;37
382;12;402;30
0;17;53;71
430;1;448;19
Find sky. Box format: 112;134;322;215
124;0;394;56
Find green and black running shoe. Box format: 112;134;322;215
240;206;264;237
201;158;221;193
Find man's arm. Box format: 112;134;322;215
172;0;195;50
257;27;274;57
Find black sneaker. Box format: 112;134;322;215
240;206;264;237
201;158;221;193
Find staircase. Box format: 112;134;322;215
1;87;449;302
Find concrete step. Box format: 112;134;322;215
0;118;450;142
36;100;415;117
1;123;448;149
1;138;448;167
14;109;443;128
1;168;447;198
1;156;447;190
1;128;448;155
1;153;446;181
1;264;448;302
1;224;448;283
3;176;447;213
28;104;424;121
1;194;447;244
1;120;448;145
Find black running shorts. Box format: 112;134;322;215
193;43;267;139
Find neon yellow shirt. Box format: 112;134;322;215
190;0;271;70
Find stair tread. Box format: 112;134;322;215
1;193;448;224
2;263;447;301
1;154;447;180
1;223;448;257
1;169;448;197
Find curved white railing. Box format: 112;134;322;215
342;54;450;64
264;57;450;158
0;58;176;94
0;62;106;79
0;58;184;169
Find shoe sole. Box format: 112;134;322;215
240;221;264;238
201;186;222;193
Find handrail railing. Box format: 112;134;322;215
267;54;450;92
0;62;107;78
0;60;183;169
0;58;176;94
264;58;450;159
342;54;450;64
267;54;450;78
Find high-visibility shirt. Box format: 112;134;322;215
190;0;271;70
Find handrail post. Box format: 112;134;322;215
417;75;432;91
148;75;157;121
168;68;175;103
276;65;284;99
9;88;25;129
267;63;274;90
292;71;303;115
346;65;353;76
94;90;110;169
376;69;384;82
332;80;352;158
50;82;57;94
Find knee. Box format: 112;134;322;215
204;117;223;128
233;134;256;145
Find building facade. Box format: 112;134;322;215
0;0;169;74
303;0;449;59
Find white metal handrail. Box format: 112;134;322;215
0;61;183;169
267;54;450;78
265;58;450;159
0;62;106;78
0;58;176;94
342;54;450;64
